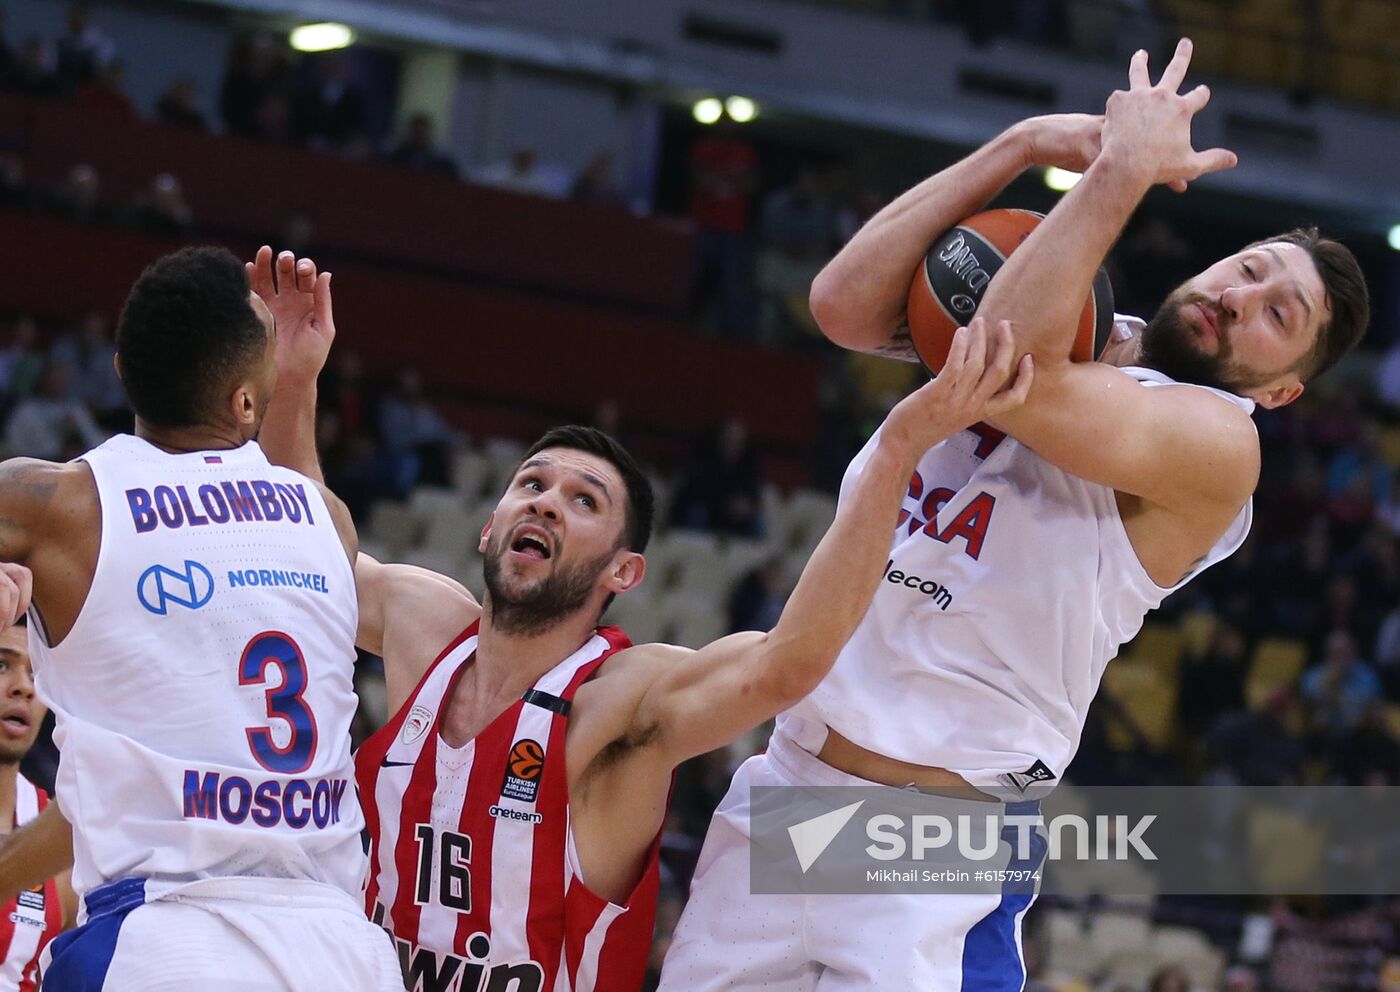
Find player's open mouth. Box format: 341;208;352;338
510;527;553;560
0;711;30;738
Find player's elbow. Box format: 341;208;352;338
808;266;862;349
756;637;837;709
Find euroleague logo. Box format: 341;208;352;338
501;738;544;803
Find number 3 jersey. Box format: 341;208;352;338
27;434;365;900
780;352;1255;795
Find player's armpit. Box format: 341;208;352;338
989;361;1260;515
314;480;358;569
0;800;73;905
354;554;480;713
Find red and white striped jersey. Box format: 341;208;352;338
356;622;662;992
0;774;62;992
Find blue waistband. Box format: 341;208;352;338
83;878;146;920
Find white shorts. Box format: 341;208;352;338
657;730;1044;992
40;876;402;992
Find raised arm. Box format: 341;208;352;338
248;246;332;483
628;318;1033;764
809;113;1103;359
0;800;73;906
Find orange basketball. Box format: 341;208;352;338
906;208;1115;374
509;739;545;781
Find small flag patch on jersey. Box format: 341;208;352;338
203;455;222;464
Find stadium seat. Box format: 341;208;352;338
450;449;490;500
1150;925;1225;987
1102;656;1179;751
1180;610;1217;657
1124;622;1186;676
365;501;422;561
1245;637;1308;709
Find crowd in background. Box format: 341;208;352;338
2;3;1400;990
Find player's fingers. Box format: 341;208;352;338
249;246;275;297
295;257;317;294
275;250;297;295
1189;147;1239;178
988;354;1035;414
1159;38;1193;91
313;272;335;332
1182;83;1211;113
6;565;31;623
976;319;1017;397
962;316;988;376
0;564;28;628
1127;48;1150;88
942;322;971;379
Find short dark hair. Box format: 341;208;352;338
116;247;266;428
1246;228;1369;382
520;425;654;554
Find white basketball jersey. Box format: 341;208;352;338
781;331;1254;794
28;435;365;899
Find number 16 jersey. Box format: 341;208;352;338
28;435;365;900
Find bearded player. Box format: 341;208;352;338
658;40;1369;991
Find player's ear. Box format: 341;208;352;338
478;514;494;554
231;381;257;426
1254;379;1304;410
603;550;645;596
112;353;123;383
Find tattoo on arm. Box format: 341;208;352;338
866;321;921;364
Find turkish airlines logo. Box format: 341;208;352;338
137;560;215;616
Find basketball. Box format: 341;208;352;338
906;208;1116;375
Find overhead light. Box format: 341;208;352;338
692;97;723;125
725;96;758;123
290;22;355;52
1389;224;1400;252
1044;167;1082;192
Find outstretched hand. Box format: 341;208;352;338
1100;38;1237;192
882;317;1033;456
1019;113;1104;174
246;246;335;388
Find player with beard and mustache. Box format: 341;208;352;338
655;41;1372;991
0;248;1035;991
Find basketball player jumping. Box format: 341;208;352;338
249;242;1032;990
658;39;1370;990
0;248;402;990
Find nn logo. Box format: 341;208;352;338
137;560;214;616
788;800;865;873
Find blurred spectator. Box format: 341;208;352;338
385;113;457;177
688;123;757;336
293;54;368;151
727;558;789;633
8;39;59;99
156;75;207;131
54;3;115;92
75;59;135;121
127;172;194;236
1329;702;1400;784
569;151;625;208
1117;216;1196;315
473;147;559;198
1222;964;1260;992
50;311;125;431
4;361;104;459
1147;965;1190;992
220;35;290;138
668;417;763;537
321;350;371;440
1207;689;1305;785
0;146;31;211
755;166;838;341
0;316;43;400
48;163;111;225
377;368;454;494
1177;620;1248;737
836;185;886;244
253;94;294;144
1301;629;1382;737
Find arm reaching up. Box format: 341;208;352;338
249;246;335;483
